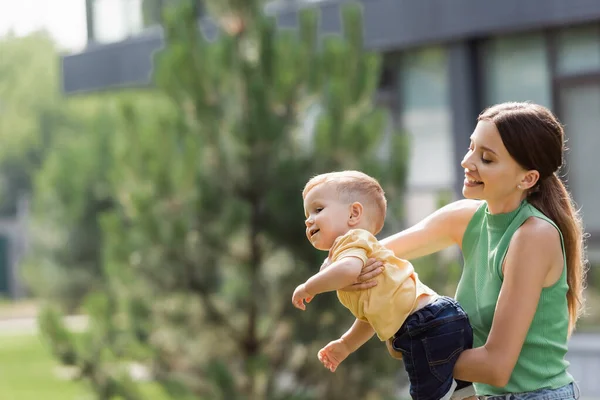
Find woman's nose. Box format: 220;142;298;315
461;152;475;171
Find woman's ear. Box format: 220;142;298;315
520;169;540;190
348;202;363;227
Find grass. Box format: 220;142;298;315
0;300;174;400
0;334;88;400
0;333;171;400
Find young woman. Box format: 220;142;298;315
347;102;585;399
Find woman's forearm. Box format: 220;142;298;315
453;346;510;388
380;200;477;260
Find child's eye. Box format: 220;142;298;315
316;207;323;213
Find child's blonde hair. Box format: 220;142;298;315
303;171;387;234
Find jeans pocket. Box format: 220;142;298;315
391;333;411;356
422;328;465;382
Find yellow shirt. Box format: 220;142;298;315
330;229;437;341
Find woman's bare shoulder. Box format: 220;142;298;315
445;199;483;212
437;199;482;223
434;199;483;244
511;216;562;260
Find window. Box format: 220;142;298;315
399;46;453;189
554;25;600;241
399;46;453;226
559;84;600;232
482;33;551;108
556;25;600;76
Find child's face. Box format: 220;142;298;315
303;185;351;251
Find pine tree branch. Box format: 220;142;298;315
193;281;241;340
246;198;262;356
188;282;241;342
167;248;243;342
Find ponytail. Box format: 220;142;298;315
528;174;587;335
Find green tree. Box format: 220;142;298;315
27;97;119;308
40;0;409;399
0;32;62;216
0;32;119;306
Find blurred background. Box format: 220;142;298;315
0;0;599;399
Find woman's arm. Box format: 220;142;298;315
381;199;481;260
342;199;481;291
453;217;561;386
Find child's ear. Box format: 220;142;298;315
348;202;363;226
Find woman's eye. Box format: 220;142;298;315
481;158;492;164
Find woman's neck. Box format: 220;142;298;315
485;194;527;215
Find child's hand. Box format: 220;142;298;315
292;284;313;310
318;339;351;372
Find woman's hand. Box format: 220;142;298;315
339;258;384;291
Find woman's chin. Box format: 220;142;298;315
462;185;483;199
462;187;482;200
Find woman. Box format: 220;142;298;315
349;102;585;399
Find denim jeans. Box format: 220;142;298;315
481;382;580;400
391;296;473;400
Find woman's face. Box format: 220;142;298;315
461;120;529;209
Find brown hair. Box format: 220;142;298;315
303;171;387;234
478;102;587;334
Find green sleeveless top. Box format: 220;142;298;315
455;200;573;396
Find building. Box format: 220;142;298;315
62;0;600;260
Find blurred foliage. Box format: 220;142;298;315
0;32;115;309
38;305;78;366
27;94;152;310
35;0;411;398
0;0;436;398
0;32;62;216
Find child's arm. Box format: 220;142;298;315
318;319;375;372
306;256;363;294
292;256;363;310
319;257;331;271
340;318;376;352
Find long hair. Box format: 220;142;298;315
479;102;587;334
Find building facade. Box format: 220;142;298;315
63;0;600;260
